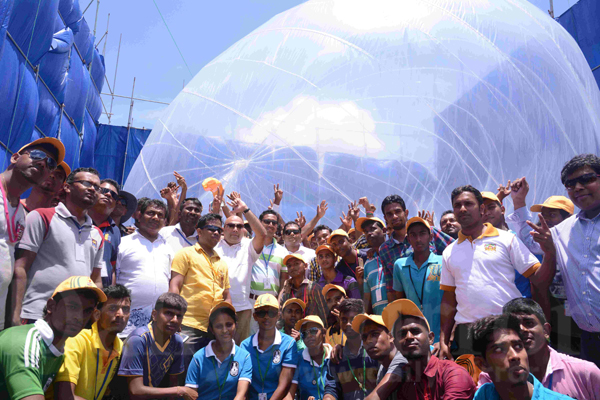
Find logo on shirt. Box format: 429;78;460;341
16;222;24;242
427;264;441;281
484;244;497;252
273;349;281;364
43;376;54;391
230;361;239;377
92;239;98;249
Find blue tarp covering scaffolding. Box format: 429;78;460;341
0;0;150;185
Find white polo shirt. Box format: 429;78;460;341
215;237;260;312
440;223;540;324
160;223;198;254
116;231;173;334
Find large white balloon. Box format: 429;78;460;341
125;0;600;226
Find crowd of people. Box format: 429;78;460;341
0;137;599;400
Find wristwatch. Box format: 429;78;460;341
243;208;250;214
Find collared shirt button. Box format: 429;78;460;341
584;255;588;258
582;291;586;295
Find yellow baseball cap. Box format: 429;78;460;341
348;228;356;235
209;301;236;318
57;161;71;177
253;294;279;310
321;283;347;297
355;216;386;233
327;229;349;244
530;196;574;215
295;315;325;331
52;276;107;302
351;314;387;334
405;217;431;232
282;298;306;311
283;253;306;265
382;299;430;333
481;191;501;204
315;244;335;255
18;137;66;164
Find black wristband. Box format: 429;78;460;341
243;208;250;214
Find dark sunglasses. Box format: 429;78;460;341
301;327;321;339
255;308;278;318
564;173;600;191
204;225;223;234
117;197;128;206
27;149;58;170
73;180;101;192
262;220;278;226
284;229;301;235
100;187;119;200
226;223;244;230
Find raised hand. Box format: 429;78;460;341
359;197;370;210
268;199;274;210
295;211;306;229
339;211;352;231
173;171;187;190
316;200;328;219
348;201;361;222
226;191;248;214
418;210;435;227
274;184;284;205
527;215;555;254
290;328;301;342
160;182;179;203
497;179;512;202
211;193;223;214
511;177;529;209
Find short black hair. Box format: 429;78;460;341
560;154;600;184
361;219;385;232
180;198;202;212
140;199;168;220
381;195;406;214
208;307;237;331
155;292;188;313
393;315;430;336
407;221;430;235
197;213;222;229
259;209;279;221
100;178;120;191
440;210;454;222
97;284;131;310
314;225;332;235
283;221;300;232
470;314;521;359
44;289;101;316
66;167;100;184
338;298;364;315
502;298;546;325
451;185;484;206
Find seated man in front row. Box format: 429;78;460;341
117;292;198;400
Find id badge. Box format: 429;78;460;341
374;289;381;302
259;393;267;400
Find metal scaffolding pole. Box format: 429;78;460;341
102;14;110;57
121;77;136;185
108;33;122;124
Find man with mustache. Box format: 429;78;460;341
161;198;203;253
440;211;461;240
20;161;69;213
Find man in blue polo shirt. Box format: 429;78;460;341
390;217;443;343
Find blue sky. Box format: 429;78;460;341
94;0;577;129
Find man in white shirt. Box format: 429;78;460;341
160;198;202;253
117;199;173;335
283;220;316;261
215;192;266;344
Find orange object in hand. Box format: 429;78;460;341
202;177;224;197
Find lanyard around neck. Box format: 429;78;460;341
408;264;428;310
255;342;278;392
94;349;114;400
311;349;327;399
176;227;194;246
346;348;367;393
210;354;233;400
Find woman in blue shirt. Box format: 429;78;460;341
289;315;331;400
185;302;252;400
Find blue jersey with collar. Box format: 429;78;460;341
292;345;331;400
474;374;572;400
240;330;298;399
185;341;252;400
393;252;443;341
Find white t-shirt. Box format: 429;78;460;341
116;231;174;334
160;223;198;254
440;223;539;324
215;237;260;312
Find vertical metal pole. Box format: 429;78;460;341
121;77;136;186
102;14;110;57
108;33;122;124
549;0;554;17
93;0;100;37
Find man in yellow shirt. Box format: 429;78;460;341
169;213;231;367
47;284;131;400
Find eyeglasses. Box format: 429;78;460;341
100;187;119;201
262;220;278;226
117;197;128;206
255;308;278;318
301;327;321;339
284;229;301;235
564;173;600;191
226;223;244;230
203;225;223;234
27;149;58;171
73;180;101;192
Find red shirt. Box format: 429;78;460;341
397;355;476;400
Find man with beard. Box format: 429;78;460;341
367;299;475;400
10;168;104;327
88;179;121;287
161;198;203;253
117;199;173;335
21;161;69;213
472;314;570;400
0;138;64;331
358;217;390;314
439;211;461;240
0;276;104;399
478;298;600;400
49;284;131;400
110;190;137;237
439;185;553;360
378;195;453;302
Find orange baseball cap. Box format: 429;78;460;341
382;299;430;332
315;244;335;255
481;191;501;204
253;294;279;310
530;196;574;215
351;314;386;334
321;284;346;297
355;216;385;233
18;137;65;164
295;315;325;331
57;161;71;177
405;217;431;232
52;276;107;302
327;229;349;244
282;298;306;311
283;253;306;265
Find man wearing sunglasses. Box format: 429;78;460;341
0;138;65;331
21;161;70;213
10;167;104;328
89;179;122;288
283;221;316;269
529;154;600;367
215;192;267;345
171;213;231;367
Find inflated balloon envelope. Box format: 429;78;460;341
124;0;600;226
